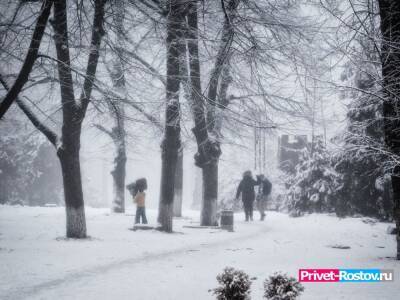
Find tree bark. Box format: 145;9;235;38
52;0;86;238
201;161;219;226
52;0;77;123
0;0;53;119
185;1;237;225
192;167;203;209
110;0;127;213
111;142;127;212
378;0;400;259
173;147;183;217
206;0;238;131
78;0;106;115
58;143;86;238
200;63;232;226
157;0;185;232
52;0;105;238
185;2;218;226
186;4;209;160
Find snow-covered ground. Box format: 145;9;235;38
0;205;398;300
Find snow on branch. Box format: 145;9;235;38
0;0;53;119
0;73;58;147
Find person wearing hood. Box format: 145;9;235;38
235;170;260;221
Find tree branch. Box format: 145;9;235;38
36;53;163;132
120;97;163;131
52;0;77;122
135;0;168;16
206;0;238;131
122;48;167;86
0;73;58;146
93;123;114;139
0;0;53;119
79;0;106;117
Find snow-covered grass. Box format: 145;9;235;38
0;205;398;299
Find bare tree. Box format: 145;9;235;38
157;0;185;232
52;0;106;237
184;0;239;226
1;0;107;238
101;0;128;213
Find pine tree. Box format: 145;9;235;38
287;138;338;216
333;35;392;220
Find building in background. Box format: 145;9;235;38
278;135;308;173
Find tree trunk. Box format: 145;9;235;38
157;0;184;232
378;0;400;259
3;0;105;238
111;144;126;212
58;145;87;238
53;0;87;238
158;201;174;232
188;1;237;225
158;137;179;231
202;64;232;224
392;169;400;259
185;2;222;225
201;161;219;226
173;148;183;217
192;167;203;209
110;0;127;213
52;0;105;238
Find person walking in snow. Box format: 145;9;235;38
256;174;272;221
134;186;148;224
127;178;148;224
235;170;260;221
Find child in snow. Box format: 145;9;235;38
127;178;148;225
134;188;148;224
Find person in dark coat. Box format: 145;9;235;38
236;170;260;221
256;174;272;221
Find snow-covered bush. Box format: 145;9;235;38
264;273;304;300
286;138;338;216
0;118;40;205
213;267;252;300
333;150;392;220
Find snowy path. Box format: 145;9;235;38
0;206;399;299
4;221;266;300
